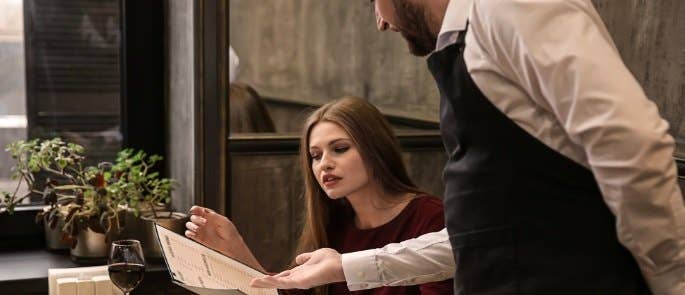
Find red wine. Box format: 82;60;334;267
108;263;145;292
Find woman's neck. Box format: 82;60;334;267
346;186;415;230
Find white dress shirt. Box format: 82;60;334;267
342;0;685;294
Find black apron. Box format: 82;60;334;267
427;28;650;294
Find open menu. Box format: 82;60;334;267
154;223;279;295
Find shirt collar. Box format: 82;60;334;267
435;0;473;52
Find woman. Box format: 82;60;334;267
186;97;453;294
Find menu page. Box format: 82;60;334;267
154;224;278;295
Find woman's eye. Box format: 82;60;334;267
334;146;349;153
310;154;321;161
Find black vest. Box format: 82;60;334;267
427;29;649;294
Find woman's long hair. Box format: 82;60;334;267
294;97;424;293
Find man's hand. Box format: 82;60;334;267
250;248;346;289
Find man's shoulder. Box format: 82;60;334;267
472;0;591;19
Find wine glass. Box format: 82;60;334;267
108;239;146;295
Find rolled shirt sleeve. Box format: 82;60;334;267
341;229;455;291
474;0;685;293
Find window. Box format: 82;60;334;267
1;0;165;208
0;0;28;201
24;0;123;166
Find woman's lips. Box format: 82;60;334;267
323;175;341;188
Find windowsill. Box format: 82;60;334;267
0;249;182;294
0;249;167;282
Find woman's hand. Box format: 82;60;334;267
185;205;265;272
185;206;238;253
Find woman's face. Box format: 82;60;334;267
308;121;370;199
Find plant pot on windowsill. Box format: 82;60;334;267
3;139;178;264
41;206;70;250
124;210;189;260
67;209;126;265
69;226;118;265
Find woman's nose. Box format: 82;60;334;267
319;153;335;171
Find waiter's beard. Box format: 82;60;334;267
393;0;437;56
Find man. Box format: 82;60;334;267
252;0;685;293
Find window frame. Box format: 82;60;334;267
0;0;166;248
194;0;230;216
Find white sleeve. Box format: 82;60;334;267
341;228;455;291
476;1;685;293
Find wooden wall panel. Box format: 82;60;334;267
403;150;446;198
230;154;303;272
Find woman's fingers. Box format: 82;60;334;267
185;221;200;232
189;205;205;215
189;214;207;225
184;230;196;238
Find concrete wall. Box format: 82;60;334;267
229;0;439;123
230;0;685;156
167;0;195;212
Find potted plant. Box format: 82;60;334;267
1;138;186;262
2;138;128;262
107;148;188;259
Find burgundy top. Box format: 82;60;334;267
283;195;454;295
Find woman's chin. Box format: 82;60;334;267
325;190;346;200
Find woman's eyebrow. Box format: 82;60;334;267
310;138;349;149
327;138;348;146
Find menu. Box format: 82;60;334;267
154;224;279;295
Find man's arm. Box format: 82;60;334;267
342;228;454;290
474;0;685;293
250;229;455;290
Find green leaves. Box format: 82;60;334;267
3;137;177;241
110;148;175;218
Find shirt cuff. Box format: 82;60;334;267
341;249;383;291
